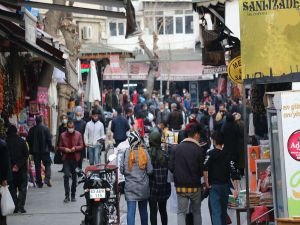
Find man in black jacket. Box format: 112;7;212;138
74;111;86;169
171;123;205;225
27;116;52;188
111;107;130;147
6;125;29;213
0;133;9;225
167;103;184;131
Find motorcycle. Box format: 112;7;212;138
79;154;118;225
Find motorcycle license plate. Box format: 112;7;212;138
90;189;106;199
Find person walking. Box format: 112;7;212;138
58;120;84;203
0;130;9;225
167;103;184;131
27;116;52;188
171;123;205;225
204;132;240;225
74;111;86;169
148;128;171;225
111;107;130;147
120;131;153;225
6;125;29;213
57;113;68;172
84;110;105;165
156;103;170;125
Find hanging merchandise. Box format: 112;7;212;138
0;67;4;111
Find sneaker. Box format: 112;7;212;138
71;196;76;202
19;208;26;213
64;196;70;203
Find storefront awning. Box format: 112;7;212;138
192;0;225;7
103;61;214;81
0;18;66;71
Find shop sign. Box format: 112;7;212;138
287;130;300;161
202;66;227;75
240;0;300;79
24;9;37;45
281;92;300;217
109;55;120;73
227;56;242;84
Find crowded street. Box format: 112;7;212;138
7;163;244;225
1;0;300;225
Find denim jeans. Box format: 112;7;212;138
88;146;101;165
177;191;202;225
127;200;148;225
209;184;229;225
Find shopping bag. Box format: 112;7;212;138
0;186;15;216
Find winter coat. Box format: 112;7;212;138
171;138;205;189
156;110;170;124
167;110;184;130
58;131;84;162
27;124;52;154
221;115;240;163
0;139;10;182
149;129;171;200
111;116;130;141
6;134;29;173
120;146;153;201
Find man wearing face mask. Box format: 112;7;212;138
58;120;84;202
84;110;106;165
74;111;86;169
156;103;170;125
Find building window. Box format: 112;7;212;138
109;22;117;36
118;23;124;35
165;16;174;35
176;17;183;34
156;17;164;35
185;16;193;34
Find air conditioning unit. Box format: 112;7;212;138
82;26;92;40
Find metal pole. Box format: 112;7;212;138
243;83;251;225
127;62;130;94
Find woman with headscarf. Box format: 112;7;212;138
148;128;171;225
120;131;153;225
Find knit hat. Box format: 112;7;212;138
128;131;142;149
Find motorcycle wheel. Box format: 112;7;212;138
91;204;105;225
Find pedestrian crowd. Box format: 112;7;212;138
0;86;246;225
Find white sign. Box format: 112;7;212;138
280;91;300;216
24;9;37;45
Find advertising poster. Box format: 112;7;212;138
240;0;300;79
280;92;300;217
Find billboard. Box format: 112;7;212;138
240;0;300;79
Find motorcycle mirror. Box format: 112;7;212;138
108;154;117;163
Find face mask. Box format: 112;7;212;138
165;106;169;110
62;119;68;124
68;128;75;133
76;116;81;121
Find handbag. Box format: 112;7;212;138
0;186;15;216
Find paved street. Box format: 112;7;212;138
7;163;246;225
